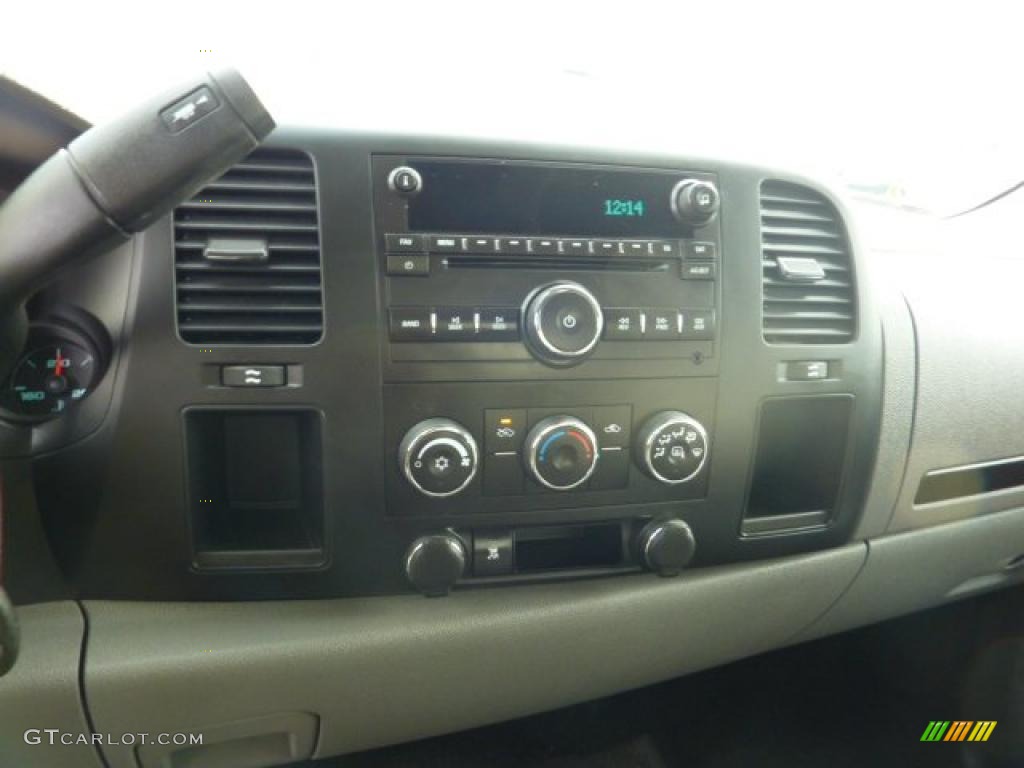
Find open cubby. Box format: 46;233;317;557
184;408;325;569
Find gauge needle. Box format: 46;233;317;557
54;347;64;377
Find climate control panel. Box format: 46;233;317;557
395;399;711;509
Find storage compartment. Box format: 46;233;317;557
743;395;854;535
514;523;625;573
184;409;325;569
915;456;1024;505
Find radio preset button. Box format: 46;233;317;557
623;241;651;257
466;236;498;253
386;254;430;276
603;308;643;340
531;238;559;255
502;237;529;254
562;239;590;255
385;233;425;252
594;240;622;256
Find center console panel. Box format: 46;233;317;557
28;131;884;601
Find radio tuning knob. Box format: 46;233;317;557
671;179;720;225
635;411;709;485
522;281;604;367
398;418;479;498
638;519;696;576
405;532;466;596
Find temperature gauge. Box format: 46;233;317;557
1;316;109;421
5;343;99;416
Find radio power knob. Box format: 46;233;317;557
635;411;709;485
522;281;604;367
405;532;466;596
638;519;696;576
398;418;479;497
671;179;720;225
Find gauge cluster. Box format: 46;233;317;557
0;313;109;422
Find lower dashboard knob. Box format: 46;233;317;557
522;281;604;366
635;411;709;485
405;532;466;596
524;415;599;491
399;418;479;497
639;519;696;576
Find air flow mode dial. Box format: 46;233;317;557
635;411;709;485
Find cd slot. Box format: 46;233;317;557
445;255;672;272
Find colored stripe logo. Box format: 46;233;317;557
921;721;997;742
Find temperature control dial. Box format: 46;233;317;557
522;282;604;367
399;419;479;498
525;415;599;491
635;411;709;485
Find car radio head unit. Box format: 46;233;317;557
405;160;711;238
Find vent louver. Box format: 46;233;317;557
760;180;855;344
174;148;323;345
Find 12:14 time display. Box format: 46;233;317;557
603;199;646;217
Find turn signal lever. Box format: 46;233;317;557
0;68;274;379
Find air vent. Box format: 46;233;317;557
760;180;855;344
174;148;323;345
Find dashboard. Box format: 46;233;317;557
4;113;1024;767
4;133;884;600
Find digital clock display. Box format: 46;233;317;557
603;199;645;217
407;160;696;237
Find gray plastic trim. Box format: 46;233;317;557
84;545;865;764
0;602;102;768
890;246;1024;533
854;280;916;539
796;506;1024;644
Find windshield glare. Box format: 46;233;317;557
3;1;1020;214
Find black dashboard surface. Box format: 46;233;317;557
1;129;884;602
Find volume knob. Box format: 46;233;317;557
522;281;603;366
